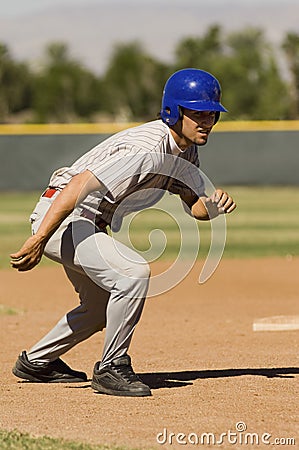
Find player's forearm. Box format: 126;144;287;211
34;191;77;242
9;192;76;272
35;170;101;244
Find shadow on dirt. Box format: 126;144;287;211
138;367;299;389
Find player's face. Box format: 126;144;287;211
181;109;216;147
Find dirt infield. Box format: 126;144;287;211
0;258;298;449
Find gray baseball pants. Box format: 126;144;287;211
27;194;150;367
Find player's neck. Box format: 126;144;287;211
169;127;191;150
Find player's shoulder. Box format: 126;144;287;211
111;119;169;154
126;119;169;140
73;120;169;167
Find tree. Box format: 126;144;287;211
103;42;169;121
174;25;223;72
0;28;296;123
33;42;104;122
282;32;299;119
0;43;33;122
217;28;288;119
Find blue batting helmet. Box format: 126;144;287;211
160;68;227;126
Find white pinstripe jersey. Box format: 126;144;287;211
48;120;205;230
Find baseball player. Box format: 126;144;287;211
10;68;236;397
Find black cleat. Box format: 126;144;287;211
91;354;151;397
12;351;87;383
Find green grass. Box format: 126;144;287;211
116;186;299;259
0;192;42;269
0;304;21;315
0;187;298;269
0;430;130;450
223;186;299;257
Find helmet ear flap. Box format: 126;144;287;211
161;104;181;125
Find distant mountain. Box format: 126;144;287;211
0;1;298;74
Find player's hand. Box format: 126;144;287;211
10;235;46;272
205;189;236;217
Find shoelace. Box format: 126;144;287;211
113;364;140;383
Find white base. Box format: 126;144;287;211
253;315;299;331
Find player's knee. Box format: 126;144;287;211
132;261;151;280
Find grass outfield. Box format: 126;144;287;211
0;430;128;450
0;187;299;269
